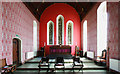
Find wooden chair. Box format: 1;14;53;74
95;49;107;65
54;57;64;72
0;58;16;73
72;56;83;72
38;57;49;72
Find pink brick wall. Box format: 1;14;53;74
0;2;2;59
119;2;120;59
81;2;119;60
107;2;119;60
1;2;39;65
81;3;100;56
118;1;120;59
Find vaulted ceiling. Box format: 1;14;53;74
23;2;96;21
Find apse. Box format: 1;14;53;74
39;3;81;55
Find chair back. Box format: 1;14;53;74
41;57;49;63
0;58;7;67
73;57;80;63
56;57;64;63
101;49;107;59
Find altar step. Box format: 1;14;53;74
16;57;106;72
16;63;106;70
26;57;94;63
16;67;106;70
14;69;108;73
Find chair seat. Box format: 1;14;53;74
72;56;84;72
2;66;12;70
54;57;65;71
55;66;64;68
1;58;16;73
55;63;64;66
2;67;12;73
74;62;83;66
2;66;9;68
38;57;49;72
40;63;49;65
95;56;106;63
1;69;6;73
96;58;106;62
38;63;49;67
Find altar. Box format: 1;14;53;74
49;45;71;55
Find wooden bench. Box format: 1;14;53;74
0;58;16;73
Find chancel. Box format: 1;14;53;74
0;0;120;74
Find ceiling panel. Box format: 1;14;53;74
23;2;96;21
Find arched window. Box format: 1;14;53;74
33;20;37;52
97;1;107;56
56;15;64;45
47;21;54;45
83;20;87;55
66;20;73;45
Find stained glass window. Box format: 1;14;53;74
58;17;62;44
68;23;72;44
49;23;53;44
66;21;73;45
57;15;64;45
47;21;54;45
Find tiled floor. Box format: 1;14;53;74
17;63;105;69
14;57;108;73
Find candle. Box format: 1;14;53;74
44;42;46;46
76;42;77;45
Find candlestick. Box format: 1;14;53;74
76;42;77;46
44;42;46;47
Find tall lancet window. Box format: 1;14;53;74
83;20;87;55
66;20;73;45
68;24;71;44
47;21;54;45
97;1;107;56
33;20;37;51
58;18;62;44
56;15;64;45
